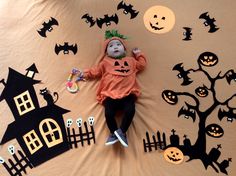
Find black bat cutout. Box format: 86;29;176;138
96;14;119;28
218;108;236;122
226;69;236;84
81;13;96;27
117;1;139;19
55;42;78;55
172;63;193;86
199;12;219;33
178;102;196;122
183;27;192;41
37;17;59;37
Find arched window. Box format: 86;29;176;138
39;118;63;148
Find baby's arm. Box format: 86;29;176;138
132;48;147;71
83;62;103;80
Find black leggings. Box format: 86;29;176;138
104;94;136;133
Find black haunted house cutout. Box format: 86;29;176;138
0;64;70;166
162;52;233;175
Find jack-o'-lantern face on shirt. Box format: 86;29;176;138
105;57;134;76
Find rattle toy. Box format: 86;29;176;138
66;68;84;93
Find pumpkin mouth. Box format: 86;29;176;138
167;155;181;161
115;69;130;73
208;131;222;137
149;22;164;30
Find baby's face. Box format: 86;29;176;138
107;39;125;58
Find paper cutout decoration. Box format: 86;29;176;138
117;1;139;19
182;27;192;41
39;88;59;105
0;147;33;176
205;124;224;138
96;14;119;28
37;17;59;37
161;52;235;174
143;131;167;152
172;63;193;86
66;117;95;148
0;64;71;167
225;69;236;84
178;102;196;122
199;12;219;33
25;63;39;79
143;6;175;34
163;147;184;165
198;51;218;67
81;13;96;27
54;42;78;55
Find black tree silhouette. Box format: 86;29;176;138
162;51;234;175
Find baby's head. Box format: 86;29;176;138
106;39;126;58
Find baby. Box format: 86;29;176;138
83;30;147;147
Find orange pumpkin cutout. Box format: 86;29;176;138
164;147;184;165
198;52;218;67
105;58;134;76
195;86;208;97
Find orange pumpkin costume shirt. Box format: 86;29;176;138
84;37;147;104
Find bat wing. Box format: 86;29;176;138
96;17;104;28
226;70;234;84
130;10;139;19
49;17;59;26
178;102;196;122
111;14;119;24
37;29;47;37
199;12;208;19
208;25;219;33
68;44;78;55
81;13;95;27
117;1;125;10
55;44;63;55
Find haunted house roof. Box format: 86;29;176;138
0;104;70;145
26;63;39;73
0;67;41;101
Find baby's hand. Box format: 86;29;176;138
132;48;141;55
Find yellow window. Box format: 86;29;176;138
23;130;43;154
14;91;35;116
39;118;63;148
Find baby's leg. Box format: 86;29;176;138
104;97;118;133
120;95;136;133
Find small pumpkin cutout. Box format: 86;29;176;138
205;123;224;138
195;85;208;97
162;90;178;105
198;52;218;67
163;147;184;164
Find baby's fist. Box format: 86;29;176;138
132;48;141;55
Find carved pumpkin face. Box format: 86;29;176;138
198;52;218;67
162;90;178;105
164;147;184;164
105;57;134;76
206;123;224;138
143;6;175;34
195;86;208;97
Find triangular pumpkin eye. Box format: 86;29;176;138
114;61;120;66
124;61;129;66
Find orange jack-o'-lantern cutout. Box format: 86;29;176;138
143;6;175;34
198;52;218;67
162;90;178;105
164;147;184;165
195;86;208;97
106;58;134;76
206;123;224;138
